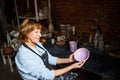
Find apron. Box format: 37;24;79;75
23;43;50;69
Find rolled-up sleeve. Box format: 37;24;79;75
48;51;57;65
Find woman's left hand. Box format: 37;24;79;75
69;53;75;63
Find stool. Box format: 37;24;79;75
1;46;15;72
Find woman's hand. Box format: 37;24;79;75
70;61;85;69
68;53;75;63
54;61;85;77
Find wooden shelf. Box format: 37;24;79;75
18;16;47;20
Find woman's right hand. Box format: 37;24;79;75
70;61;85;69
54;61;85;77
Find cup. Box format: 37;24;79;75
69;41;77;52
51;38;55;44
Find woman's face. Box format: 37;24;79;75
27;29;41;44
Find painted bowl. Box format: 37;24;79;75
74;48;90;61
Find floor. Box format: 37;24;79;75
0;55;22;80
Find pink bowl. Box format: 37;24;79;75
74;48;90;61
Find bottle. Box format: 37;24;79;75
40;34;47;44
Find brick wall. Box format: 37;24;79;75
50;0;120;41
16;0;120;42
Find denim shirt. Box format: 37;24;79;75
15;42;57;80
